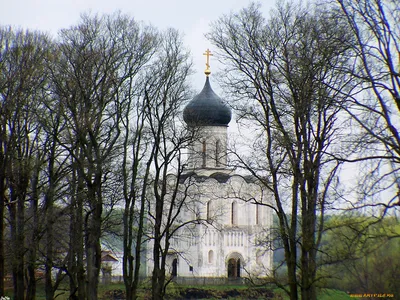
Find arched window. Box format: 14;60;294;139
215;140;220;167
172;258;178;277
231;201;238;225
256;250;263;266
255;205;259;225
208;250;214;264
207;201;211;221
202;141;207;167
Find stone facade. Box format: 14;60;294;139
146;75;273;280
167;174;273;279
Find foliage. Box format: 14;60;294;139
319;215;400;295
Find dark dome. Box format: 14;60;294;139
183;77;231;126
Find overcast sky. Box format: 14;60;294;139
0;0;275;89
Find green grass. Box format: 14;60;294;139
5;283;353;299
318;289;352;300
171;283;249;291
271;288;353;300
5;283;128;300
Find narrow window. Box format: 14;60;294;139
172;258;178;277
215;140;220;167
207;201;211;221
231;201;238;225
208;250;214;264
255;205;259;225
202;141;207;167
256;250;263;265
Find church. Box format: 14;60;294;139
146;50;273;282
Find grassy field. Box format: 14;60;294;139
317;289;353;300
4;283;354;299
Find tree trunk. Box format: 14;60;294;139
0;160;5;296
85;219;101;300
287;251;298;300
44;193;55;300
123;149;153;300
8;179;26;300
151;233;164;300
45;226;54;300
151;267;165;300
85;180;103;300
152;187;164;300
122;188;135;300
44;140;57;300
68;191;78;300
26;262;36;300
26;160;41;300
77;169;87;299
68;160;86;300
13;190;25;300
131;189;148;300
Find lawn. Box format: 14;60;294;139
4;283;355;299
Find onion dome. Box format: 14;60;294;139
183;77;232;126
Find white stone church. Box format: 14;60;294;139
146;51;273;281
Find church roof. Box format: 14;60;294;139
183;77;232;126
179;171;257;184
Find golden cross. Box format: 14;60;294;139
203;48;213;76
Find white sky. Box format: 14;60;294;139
0;0;276;89
1;1;394;208
0;0;276;161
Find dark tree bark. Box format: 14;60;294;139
50;12;158;299
67;153;86;300
143;29;194;300
207;2;353;300
26;153;42;300
0;26;50;299
106;17;159;300
41;119;68;300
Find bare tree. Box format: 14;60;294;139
207;2;353;300
0;26;51;299
141;29;195;300
112;19;159;300
50;12;156;299
35;79;72;299
334;0;400;211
